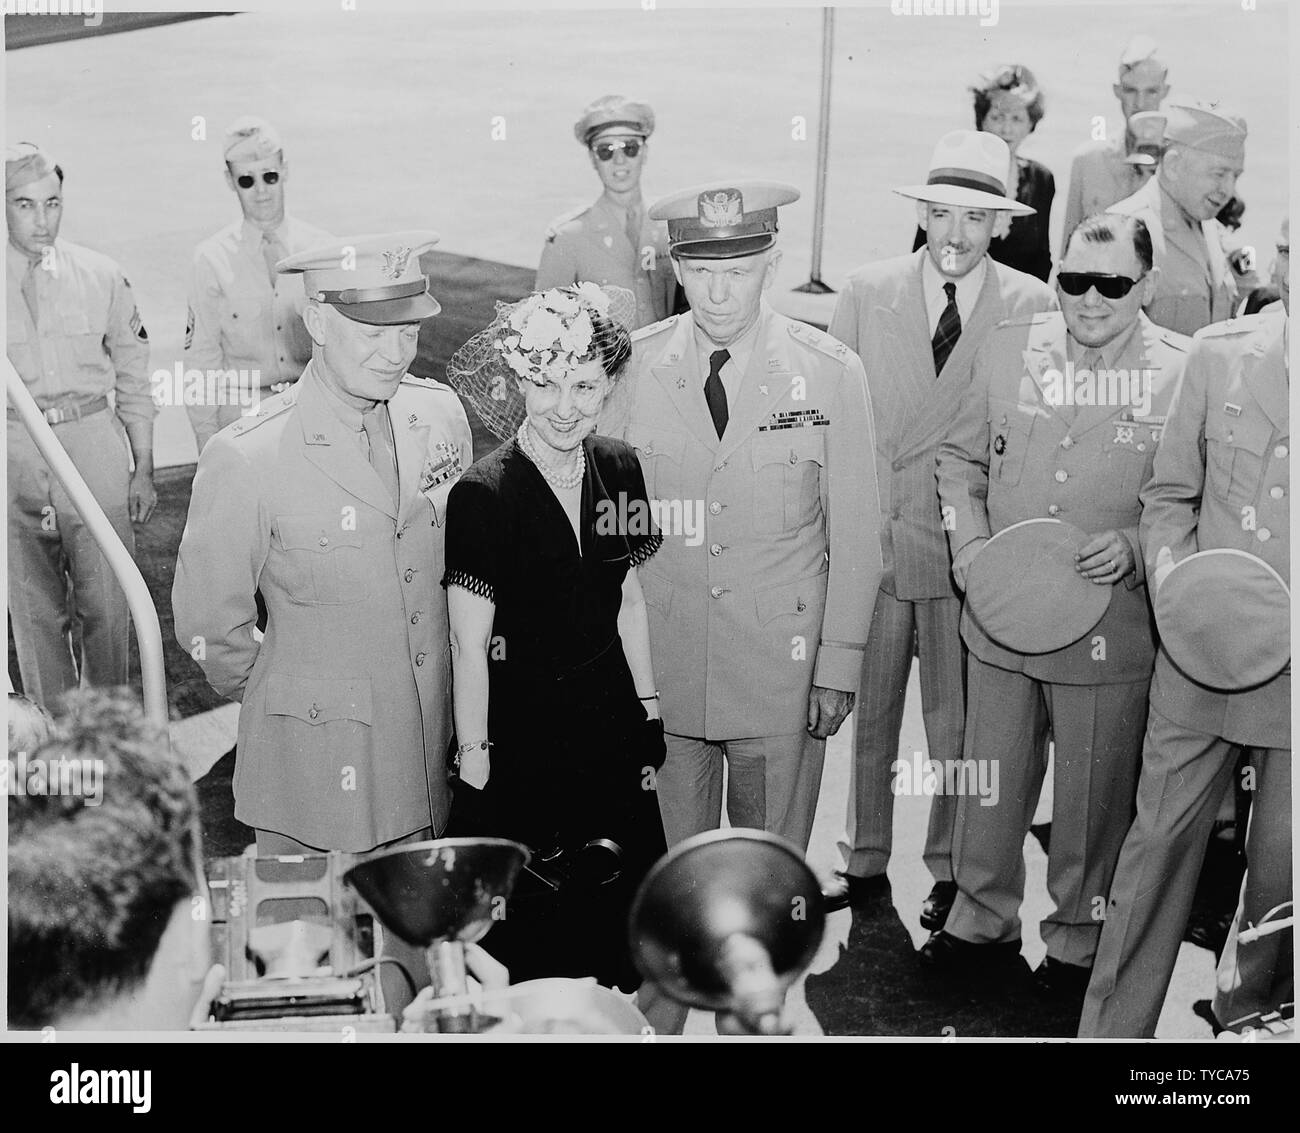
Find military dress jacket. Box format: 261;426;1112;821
1140;312;1290;747
536;194;674;330
173;362;473;850
938;311;1190;685
1110;177;1237;336
1061;136;1149;244
600;303;884;739
827;250;1057;600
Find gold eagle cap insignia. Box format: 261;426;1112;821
698;189;743;228
382;245;413;280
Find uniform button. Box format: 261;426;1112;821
1270;486;1285;499
276;325;282;331
1275;445;1288;459
396;529;404;540
1258;528;1272;542
795;599;807;613
891;508;901;520
788;451;798;465
1060;436;1073;449
710;586;724;599
709;543;722;556
1054;470;1068;483
1048;504;1060;516
410;612;421;624
308;704;320;720
415;652;427;666
643;443;655;455
715;462;727;472
1137;443;1146;451
404;568;415;583
709;501;722;515
319;537;329;547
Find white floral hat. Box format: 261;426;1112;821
445;283;635;442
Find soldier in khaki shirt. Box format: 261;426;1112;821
184;117;332;451
1110;103;1246;337
930;214;1190;992
536;96;674;331
600;181;883;854
1061;36;1170;245
5;143;156;705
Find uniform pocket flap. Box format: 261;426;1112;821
628;426;687;465
751;430;825;470
1206;412;1272;455
754;572;826;626
265;674;372;725
276;515;366;553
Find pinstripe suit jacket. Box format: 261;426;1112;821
828;250;1057;601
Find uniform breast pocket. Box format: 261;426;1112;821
1205;415;1270;509
751;430;826;535
628;427;688;503
274;514;369;606
991;402;1033;486
224;296;267;350
1102;436;1152;501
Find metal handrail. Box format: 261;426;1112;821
5;358;168;726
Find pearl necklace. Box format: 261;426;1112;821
517;422;585;490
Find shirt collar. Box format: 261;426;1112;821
240;216;290;247
1156;179;1201;234
1066;314;1142;373
922;250;987;322
311;363;368;433
693;303;764;375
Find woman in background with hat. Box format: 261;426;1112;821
912;64;1055;281
441;283;668;992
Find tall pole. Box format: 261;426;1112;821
796;7;835;294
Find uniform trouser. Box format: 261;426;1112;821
946;656;1148;967
841;590;965;881
7;413;132;707
1080;705;1291;1037
657;731;826;852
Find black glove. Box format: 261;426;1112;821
634;717;667;773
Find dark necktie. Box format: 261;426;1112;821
704;349;730;439
931;281;961;375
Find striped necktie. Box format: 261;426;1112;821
931;281;961;375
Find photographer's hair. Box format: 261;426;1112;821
1068;213;1154;275
8;688;202;1028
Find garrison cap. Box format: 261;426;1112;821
574;95;655;146
1118;35;1167;75
277;231;442;325
1154;549;1290;690
965;519;1113;654
5;142;57;192
1152;102;1247;163
223;116;283;164
650;180;799;259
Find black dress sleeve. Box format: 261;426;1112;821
620;448;663;567
442;473;504;604
590;436;663;567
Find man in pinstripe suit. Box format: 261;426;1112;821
825;131;1056;919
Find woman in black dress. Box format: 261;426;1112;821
912;64;1055;281
441;284;667;993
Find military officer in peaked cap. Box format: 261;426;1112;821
600;181;884;857
174;232;473;859
1109;102;1247;336
6;142;156;706
184;116;333;452
536;95;674;330
1081;218;1291;1038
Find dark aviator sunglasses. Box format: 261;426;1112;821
592;139;643;162
1057;271;1143;300
235;170;281;189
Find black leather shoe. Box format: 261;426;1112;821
919;881;958;931
917;930;1023;975
822;871;890;912
1032;956;1093;999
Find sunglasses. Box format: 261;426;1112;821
235;170;281;189
1057;271;1143;299
592;139;643;162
